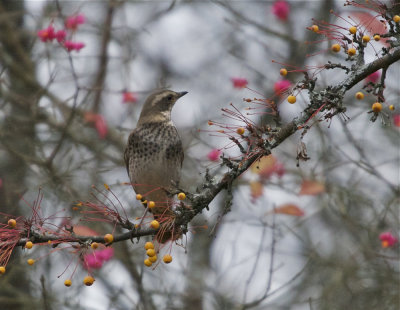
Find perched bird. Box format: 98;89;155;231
124;89;187;222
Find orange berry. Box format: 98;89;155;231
146;249;156;257
0;266;5;274
148;201;156;209
372;102;382;113
389;105;395;111
362;35;370;43
7;219;16;228
236;127;245;135
208;120;213;126
103;183;110;190
104;234;114;244
136;194;143;200
83;276;95;286
91;242;99;249
144;258;152;267
311;25;319;33
347;47;356;56
150;220;160;230
25;241;33;249
144;241;154;250
27;259;35;265
355;92;364;100
149;255;157;263
393;15;400;23
64;279;72;287
349;26;357;34
279;68;288;76
331;43;341;52
373;34;380;41
287;95;296;104
163;254;173;264
177;192;186;200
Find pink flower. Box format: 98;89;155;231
393;114;400;127
231;77;248;89
55;30;67;43
365;71;380;83
271;0;290;21
379;232;398;248
84;247;114;269
64;40;85;52
37;25;56;42
273;79;291;95
84;112;108;139
207;149;221;161
122;92;138;103
65;14;86;30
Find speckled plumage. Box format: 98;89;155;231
124;90;186;217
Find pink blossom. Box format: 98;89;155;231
84;247;114;269
123;92;138;103
271;0;290;21
37;25;56;42
365;71;380;83
207;149;221;161
231;77;248;89
95;115;108;139
64;40;85;52
65;14;86;30
273;79;291;95
393;114;400;127
55;30;67;43
379;232;398;248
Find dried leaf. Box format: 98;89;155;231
273;203;304;216
299;180;325;196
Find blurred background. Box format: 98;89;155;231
0;0;399;309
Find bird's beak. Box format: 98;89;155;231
177;91;188;98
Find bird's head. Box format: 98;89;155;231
138;89;187;125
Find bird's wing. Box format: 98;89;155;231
124;128;140;177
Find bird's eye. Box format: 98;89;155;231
167;95;173;101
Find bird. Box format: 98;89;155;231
124;89;187;228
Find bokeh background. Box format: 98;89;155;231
0;0;399;309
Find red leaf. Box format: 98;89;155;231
95;115;108;139
351;11;389;46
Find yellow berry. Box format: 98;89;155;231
349;26;357;34
27;259;35;265
287;95;296;104
91;242;99;249
83;276;95;286
144;258;152;267
236;127;245;135
372;102;382;113
362;35;370;43
163;254;173;264
64;279;72;287
136;194;143;200
0;266;5;274
311;25;319;33
347;47;356;56
25;241;33;249
177;192;186;200
393;15;400;23
146;249;156;257
389;105;395;111
279;68;288;76
103;183;110;190
373;34;380;41
104;234;114;244
148;201;156;209
149;255;157;263
355;92;364;100
144;241;154;250
331;43;341;52
7;219;16;228
150;220;160;230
